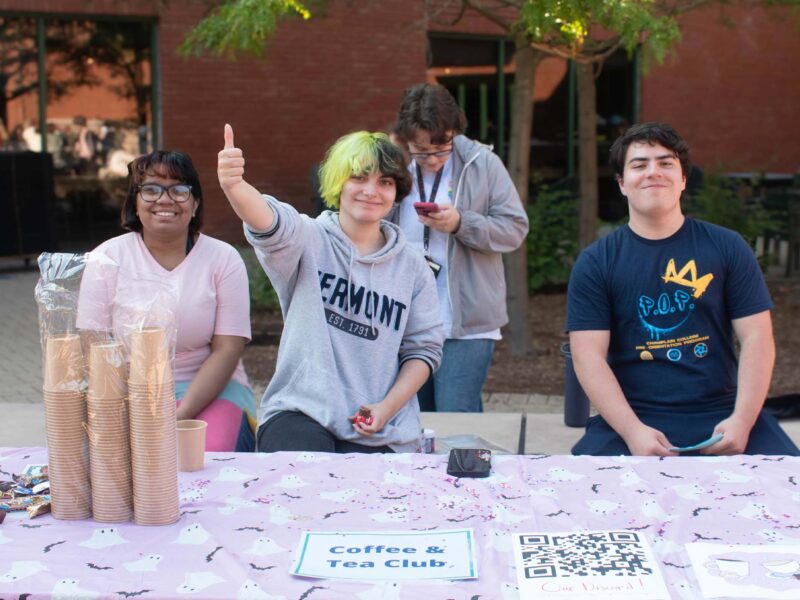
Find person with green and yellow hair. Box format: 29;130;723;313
218;125;444;453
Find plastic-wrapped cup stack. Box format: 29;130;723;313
42;333;92;520
87;341;133;522
128;327;179;525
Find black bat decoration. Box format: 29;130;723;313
298;585;327;600
412;465;434;471
328;472;342;478
281;492;301;499
211;457;236;462
597;465;623;471
761;456;785;462
248;562;275;571
692;507;711;517
19;594;33;600
500;494;525;500
731;492;759;497
20;524;46;529
180;510;202;516
237;526;265;532
662;561;690;569
524;455;550;460
243;478;260;489
205;546;223;563
322;511;347;519
87;562;113;570
116;590;153;598
659;471;683;479
789;476;797;486
380;495;408;500
626;525;650;531
591;483;601;493
446;516;477;522
43;540;66;553
694;533;722;541
545;510;569;517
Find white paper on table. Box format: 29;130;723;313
290;529;477;581
511;530;670;600
686;542;800;599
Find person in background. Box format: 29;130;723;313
77;150;256;451
567;122;799;457
218;125;444;453
390;83;529;413
72;116;97;175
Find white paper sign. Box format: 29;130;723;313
686;542;800;599
512;530;670;599
290;529;477;580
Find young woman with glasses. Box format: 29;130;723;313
77;150;256;451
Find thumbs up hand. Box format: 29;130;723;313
218;123;245;192
216;123;275;231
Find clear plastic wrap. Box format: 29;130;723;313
36;253;92;520
36;251;181;525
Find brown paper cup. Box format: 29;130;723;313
177;420;207;472
88;342;127;399
44;334;85;391
129;327;171;384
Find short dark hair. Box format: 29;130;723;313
121;150;203;236
392;83;467;146
609;122;691;180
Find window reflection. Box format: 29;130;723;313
1;16;154;251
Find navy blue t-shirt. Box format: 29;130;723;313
566;218;772;412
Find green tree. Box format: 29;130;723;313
179;0;311;59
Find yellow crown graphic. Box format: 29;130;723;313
662;259;714;298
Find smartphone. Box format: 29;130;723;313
413;202;440;216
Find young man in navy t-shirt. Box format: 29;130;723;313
567;122;798;456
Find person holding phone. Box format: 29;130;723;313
390;83;529;413
218;125;444;453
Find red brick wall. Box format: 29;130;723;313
5;0;427;242
6;1;799;242
157;1;427;241
642;5;800;174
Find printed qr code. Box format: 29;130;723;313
518;531;653;579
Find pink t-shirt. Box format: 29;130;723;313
77;232;251;387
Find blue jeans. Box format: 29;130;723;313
417;338;495;413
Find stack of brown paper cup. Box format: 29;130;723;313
42;333;92;520
128;327;179;525
87;341;133;522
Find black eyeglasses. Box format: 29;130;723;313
409;146;453;160
138;183;194;203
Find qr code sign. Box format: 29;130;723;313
518;531;653;579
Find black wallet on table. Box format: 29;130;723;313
446;448;492;478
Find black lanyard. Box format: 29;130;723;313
415;163;443;253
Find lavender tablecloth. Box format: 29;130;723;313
0;447;798;599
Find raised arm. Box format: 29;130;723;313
217;124;274;231
570;329;677;456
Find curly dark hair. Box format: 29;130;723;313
121;150;203;237
609;122;691;180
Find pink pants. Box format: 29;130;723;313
176;398;242;452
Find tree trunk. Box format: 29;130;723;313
504;39;542;357
576;62;598;250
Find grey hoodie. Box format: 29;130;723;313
389;135;529;337
245;196;444;452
